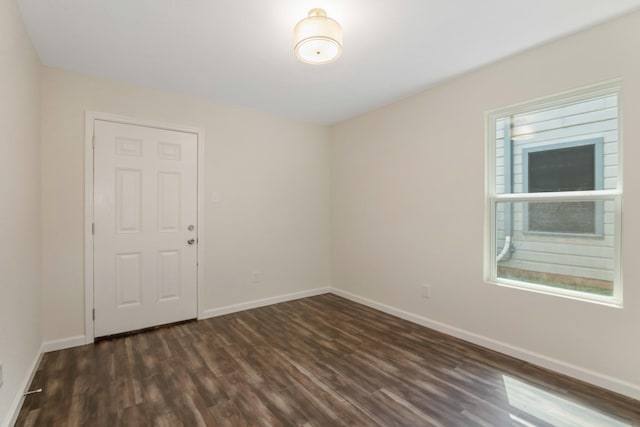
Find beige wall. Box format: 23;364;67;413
0;0;42;424
331;11;640;396
41;67;331;342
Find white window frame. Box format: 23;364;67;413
484;80;623;307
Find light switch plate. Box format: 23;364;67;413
421;285;431;299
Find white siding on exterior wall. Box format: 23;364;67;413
495;95;617;283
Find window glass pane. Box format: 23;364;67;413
495;201;614;297
528;201;596;234
496;94;618;195
528;145;595;192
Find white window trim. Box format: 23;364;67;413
484;80;623;307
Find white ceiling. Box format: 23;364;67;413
16;0;640;124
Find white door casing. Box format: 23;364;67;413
93;119;199;337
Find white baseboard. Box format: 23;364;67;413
200;287;331;319
330;288;640;401
41;335;87;353
2;344;44;427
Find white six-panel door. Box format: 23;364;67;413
93;120;198;337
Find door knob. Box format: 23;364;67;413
187;239;196;245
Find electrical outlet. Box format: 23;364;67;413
0;362;3;388
421;285;431;299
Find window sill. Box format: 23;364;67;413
486;277;623;309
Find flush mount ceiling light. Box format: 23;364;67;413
293;8;342;65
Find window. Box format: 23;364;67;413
485;81;622;305
523;138;603;236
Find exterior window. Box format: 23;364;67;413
485;81;622;305
523;139;603;236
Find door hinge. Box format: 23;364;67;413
92;309;95;321
92;223;95;235
92;134;96;149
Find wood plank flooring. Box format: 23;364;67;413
15;294;640;426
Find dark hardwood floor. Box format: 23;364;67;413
15;294;640;426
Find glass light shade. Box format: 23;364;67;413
294;9;342;64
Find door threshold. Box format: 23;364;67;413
95;318;197;342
